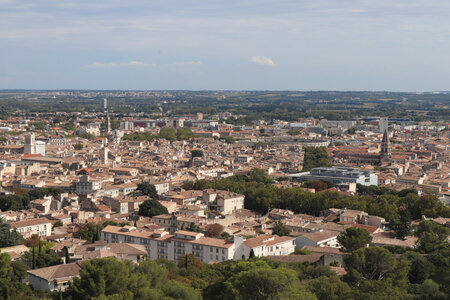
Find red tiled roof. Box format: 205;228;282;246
352;223;379;234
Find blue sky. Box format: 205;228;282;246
1;0;449;91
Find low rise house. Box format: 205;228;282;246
202;189;245;215
27;263;81;291
237;234;296;259
73;241;147;263
295;229;340;249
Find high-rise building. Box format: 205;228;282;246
24;133;35;154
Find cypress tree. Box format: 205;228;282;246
32;247;36;269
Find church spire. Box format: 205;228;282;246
381;128;391;160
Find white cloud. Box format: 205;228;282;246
83;61;156;68
251;56;276;67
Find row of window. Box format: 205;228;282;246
105;233;227;257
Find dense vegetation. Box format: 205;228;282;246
138;199;169;217
0;218;24;247
183;170;450;237
0;187;65;212
184;172;449;218
74;221;126;242
1;238;448;300
302;147;332;171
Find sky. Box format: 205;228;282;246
1;0;450;91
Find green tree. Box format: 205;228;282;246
163;280;202;300
68;257;201;299
415;279;445;300
159;127;176;141
74;143;83;150
22;244;63;269
177;254;205;270
225;136;236;144
0;253;33;299
402;251;434;284
0;218;24;247
272;222;290;237
247;168;272;184
187;222;202;233
136;182;159;199
302;146;332;171
337;227;372;252
191;150;204;158
415;220;450;253
177;127;194;140
122;132;156;142
138;200;168;217
391;209;412;240
344;247;403;282
305;276;353;300
232;264;315;299
74;222;104;242
69;257;134;299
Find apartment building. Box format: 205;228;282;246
101;226;234;263
101;225;295;264
10;218;52;238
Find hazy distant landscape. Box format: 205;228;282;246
1;90;449;121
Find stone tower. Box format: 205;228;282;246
24;133;35;154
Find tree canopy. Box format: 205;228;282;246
302;147;332;171
138;199;168;217
272;222;290;237
67;257;201;299
136;182;159;199
191;149;204;158
337;227;373;253
0;218;24;248
158;127;176;141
